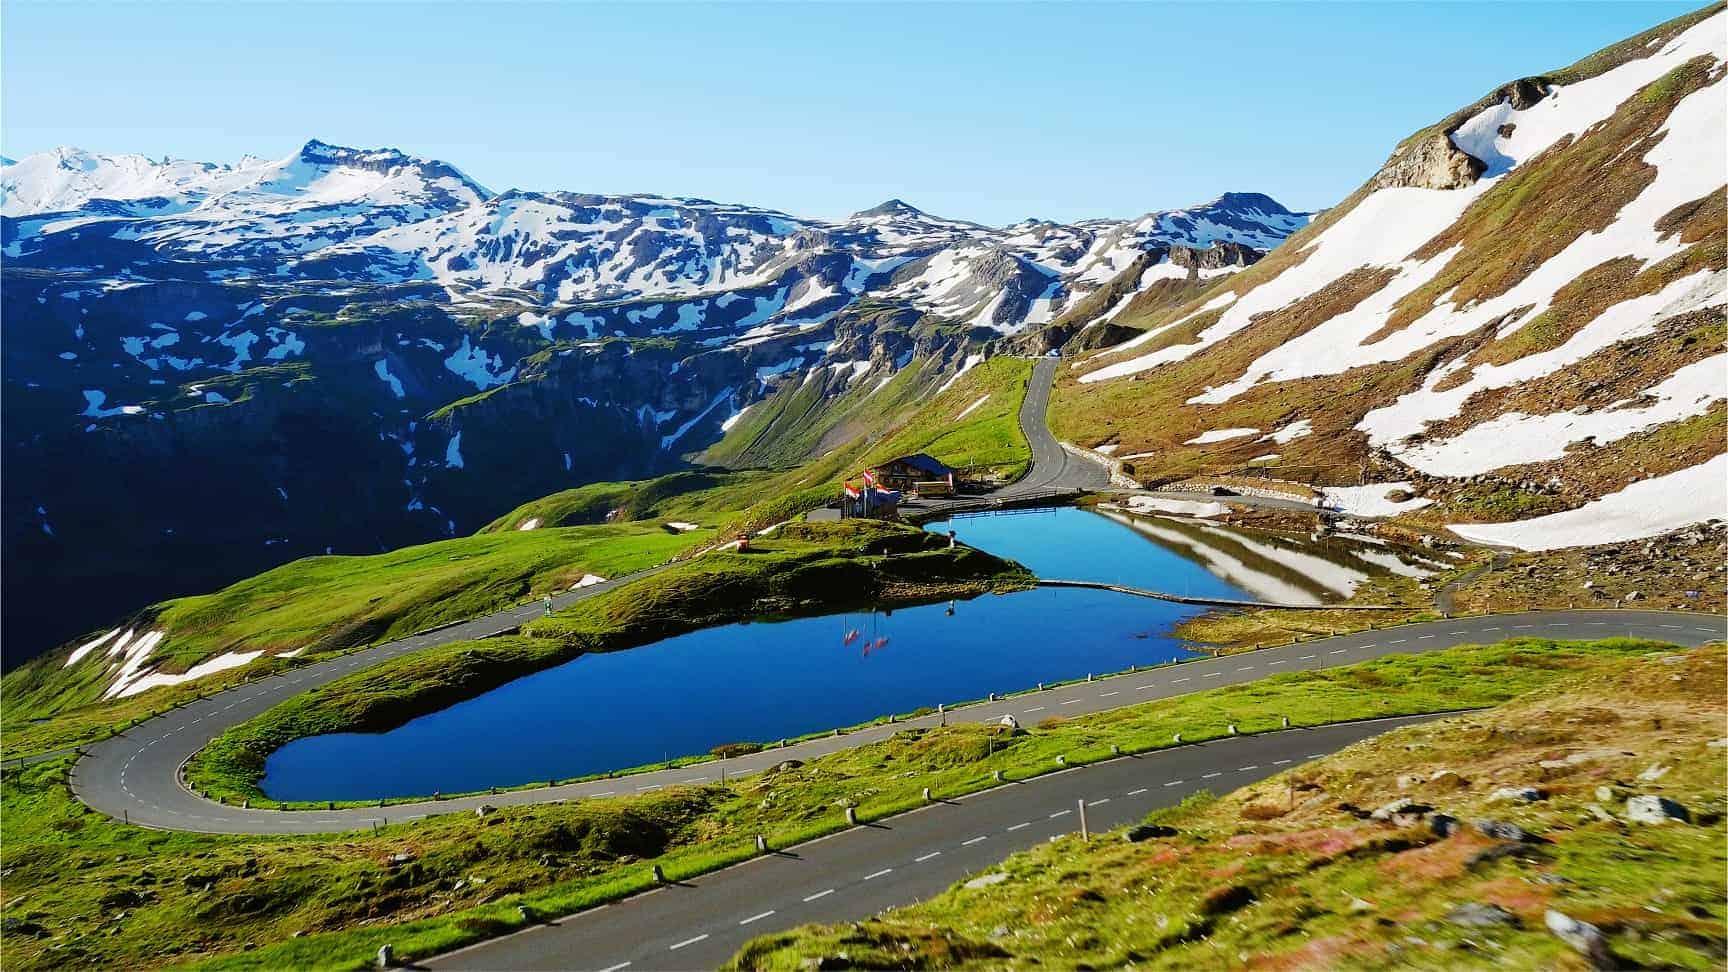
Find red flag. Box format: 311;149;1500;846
862;468;877;486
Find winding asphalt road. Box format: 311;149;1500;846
427;714;1446;971
71;608;1722;835
1005;356;1112;495
898;355;1111;523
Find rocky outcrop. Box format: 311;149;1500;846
1501;77;1548;110
1370;76;1550;193
1371;130;1487;191
1546;910;1615;969
1167;240;1261;272
1624;794;1691;824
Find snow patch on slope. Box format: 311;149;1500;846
1448;454;1727;550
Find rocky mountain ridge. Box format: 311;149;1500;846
1;141;1309;661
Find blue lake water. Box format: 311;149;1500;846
262;508;1246;800
924;506;1256;595
261;507;1437;800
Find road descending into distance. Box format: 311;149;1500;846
1001;355;1113;495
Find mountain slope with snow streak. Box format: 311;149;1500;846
3;133;1307;662
1055;4;1726;550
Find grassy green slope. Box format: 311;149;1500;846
2;523;704;750
483;355;1036;543
702;356;1034;478
864;357;1035;482
0;638;1689;972
476;470;752;533
705;356;1040;536
731;642;1727;971
699;359;937;470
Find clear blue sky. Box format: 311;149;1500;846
2;1;1701;224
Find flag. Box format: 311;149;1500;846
843;482;860;498
862;468;877;486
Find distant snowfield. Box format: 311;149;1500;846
113;648;263;699
1391;350;1726;476
1321;482;1433;518
1449;454;1728;551
1123;495;1228;518
955;394;991;421
1184;427;1258;445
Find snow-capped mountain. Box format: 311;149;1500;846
2;137;1310;660
303;189;1308;333
1066;5;1726;553
4;140;488;261
5;140;1307;337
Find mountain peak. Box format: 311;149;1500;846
1201;191;1295;216
851;198;925;219
289;138;491;199
296;138;406;165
